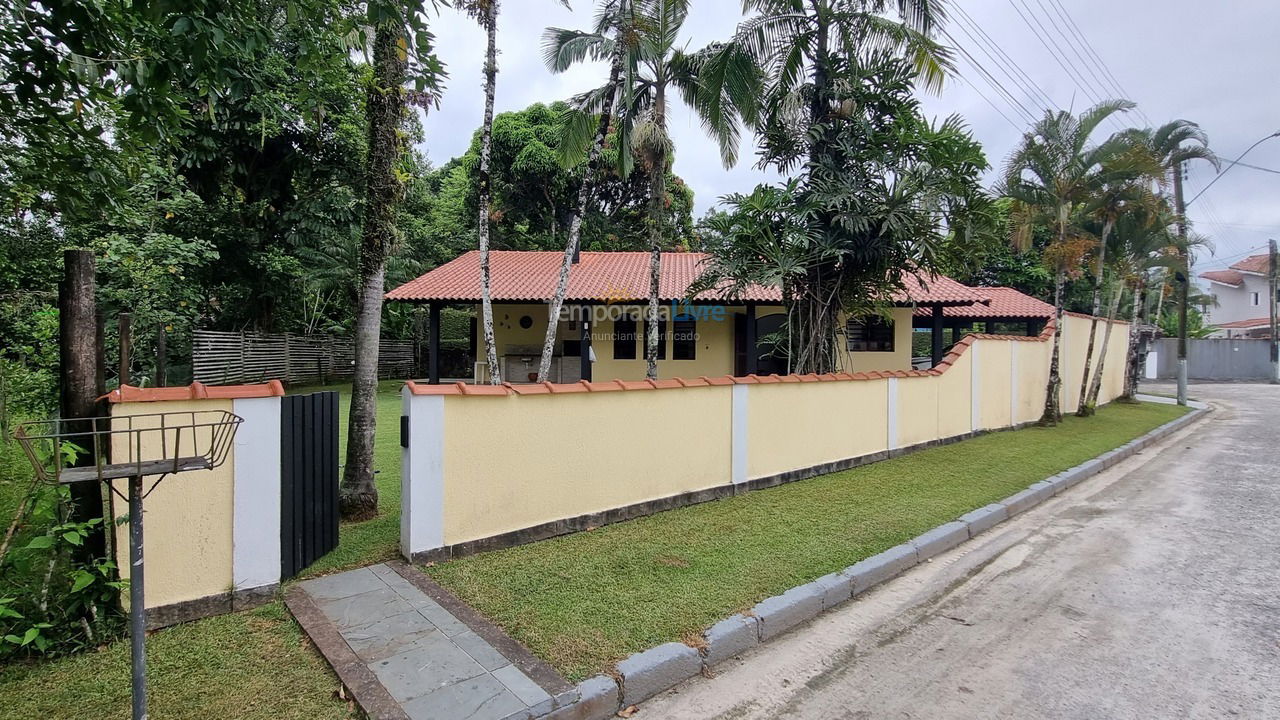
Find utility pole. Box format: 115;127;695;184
1172;161;1190;406
1270;238;1278;383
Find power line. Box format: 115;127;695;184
1005;0;1127;133
1009;0;1103;104
1044;0;1152;126
1224;159;1280;176
955;73;1025;133
949;4;1058;115
942;26;1039;122
1033;0;1114;101
938;26;1038;126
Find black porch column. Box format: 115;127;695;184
950;325;960;345
428;302;441;384
580;311;592;382
1026;319;1037;336
931;304;945;367
745;303;758;375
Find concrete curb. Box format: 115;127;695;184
531;403;1210;719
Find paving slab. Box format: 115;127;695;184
318;586;416;630
294;562;573;720
400;672;527;720
343;609;443;663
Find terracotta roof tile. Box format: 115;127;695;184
1230;254;1271;274
385;250;779;303
386;251;989;307
912;286;1052;319
1199;269;1244;287
1216;316;1271;329
104;380;284;403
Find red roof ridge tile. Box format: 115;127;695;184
105;380;286;403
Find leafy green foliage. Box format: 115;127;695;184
433;101;695;251
696;56;991;373
0;483;125;659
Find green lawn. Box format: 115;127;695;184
0;381;405;720
426;401;1188;682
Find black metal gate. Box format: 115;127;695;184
280;391;339;579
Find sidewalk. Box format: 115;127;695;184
287;562;574;720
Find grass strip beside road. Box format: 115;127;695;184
427;401;1188;682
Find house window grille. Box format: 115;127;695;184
846;316;895;352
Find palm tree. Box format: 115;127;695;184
543;0;758;379
342;18;410;521
1075;153;1161;416
463;0;505;383
1112;208;1211;402
534;0;633;382
1140;120;1219;401
1086;205;1170;409
1001;100;1135;424
700;0;952;171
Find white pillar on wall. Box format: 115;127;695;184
887;378;899;450
401;388;445;559
970;343;981;431
731;384;748;484
232;396;282;592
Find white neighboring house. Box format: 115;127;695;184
1199;253;1274;338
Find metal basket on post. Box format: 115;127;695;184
13;409;243;720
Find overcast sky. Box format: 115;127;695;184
417;0;1279;273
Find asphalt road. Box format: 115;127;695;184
642;383;1280;720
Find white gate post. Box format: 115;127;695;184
401;386;445;560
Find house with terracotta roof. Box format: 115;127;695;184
386;250;1049;384
1199;253;1275;338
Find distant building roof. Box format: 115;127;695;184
386;250;990;307
912;286;1053;319
1230;253;1271;275
1216;316;1272;329
1200;254;1272;286
1199;269;1244;287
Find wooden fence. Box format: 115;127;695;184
192;330;415;385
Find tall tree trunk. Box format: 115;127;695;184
477;0;502;384
536;3;628;382
340;21;407;521
1085;280;1125;410
645;86;667;380
1122;274;1146;400
1076;219;1112;416
1042;267;1065;425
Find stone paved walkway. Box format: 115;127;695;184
289;562;574;720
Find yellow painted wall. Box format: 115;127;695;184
441;386;733;545
1101;322;1129;402
896;375;940;447
110;399;235;610
434;316;1133;549
478;304;913;382
977;341;1013;430
835;307;915;373
1058;315;1131;412
746;379;889;479
936;349;975;438
1013;339;1050;424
